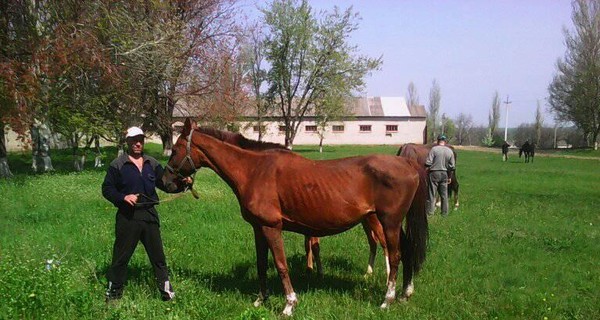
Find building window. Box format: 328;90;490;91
359;125;372;132
253;125;266;133
386;125;398;132
305;125;317;132
278;125;286;133
332;125;344;132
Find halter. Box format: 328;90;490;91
164;129;200;199
165;129;197;179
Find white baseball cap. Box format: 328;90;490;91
125;126;145;138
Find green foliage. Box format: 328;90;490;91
261;0;382;146
548;0;600;148
1;144;599;319
481;129;495;147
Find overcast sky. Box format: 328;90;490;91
239;0;574;127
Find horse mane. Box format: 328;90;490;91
197;126;288;151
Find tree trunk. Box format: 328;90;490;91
319;135;324;153
0;124;13;178
161;132;173;156
72;132;85;171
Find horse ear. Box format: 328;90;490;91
183;118;192;136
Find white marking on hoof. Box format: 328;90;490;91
404;281;414;297
380;281;396;309
253;297;263;307
366;265;373;275
282;292;297;317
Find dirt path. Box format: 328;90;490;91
453;145;600;161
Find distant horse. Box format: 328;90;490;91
196;127;387;277
519;141;535;163
162;118;429;316
397;143;460;210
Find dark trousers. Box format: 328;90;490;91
107;214;169;290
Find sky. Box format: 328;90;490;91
239;0;574;127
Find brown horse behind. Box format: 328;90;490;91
162;119;429;316
397;143;460;209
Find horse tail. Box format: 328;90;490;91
403;160;429;275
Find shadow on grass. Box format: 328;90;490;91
169;253;385;304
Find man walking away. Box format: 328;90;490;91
502;141;510;162
425;134;456;216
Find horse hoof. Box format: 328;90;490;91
398;295;409;303
282;302;296;317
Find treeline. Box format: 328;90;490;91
1;0;382;177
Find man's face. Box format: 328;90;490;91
127;135;145;155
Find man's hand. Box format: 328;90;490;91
181;176;193;185
124;194;138;206
447;178;452;184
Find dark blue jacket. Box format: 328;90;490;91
102;153;167;223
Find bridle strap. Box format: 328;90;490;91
166;129;197;178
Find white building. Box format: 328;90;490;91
237;97;427;145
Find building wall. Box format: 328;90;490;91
4;129;29;152
239;119;426;145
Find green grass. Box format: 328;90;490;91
1;144;598;319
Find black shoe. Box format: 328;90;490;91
159;280;175;301
105;282;123;302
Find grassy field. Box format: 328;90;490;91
0;144;598;319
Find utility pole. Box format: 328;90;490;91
503;95;511;142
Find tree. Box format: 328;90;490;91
262;0;381;148
441;114;456;144
97;0;242;155
534;100;544;146
549;0;600;150
0;0;55;177
454;113;473;145
483;91;501;146
427;79;441;142
242;24;270;141
407;81;419;108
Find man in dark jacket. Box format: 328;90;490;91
425;134;456;216
502;141;510;162
102;126;190;301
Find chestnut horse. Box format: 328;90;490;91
195;127;388;277
397;143;460;210
162;119;429;316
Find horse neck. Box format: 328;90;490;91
191;131;256;193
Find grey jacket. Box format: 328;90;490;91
425;145;455;172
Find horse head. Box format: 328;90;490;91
162;118;208;193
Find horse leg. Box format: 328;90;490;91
453;183;460;210
253;226;269;307
304;236;322;276
364;215;389;277
262;226;297;316
361;220;378;276
399;229;414;301
304;236;314;273
377;214;401;309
